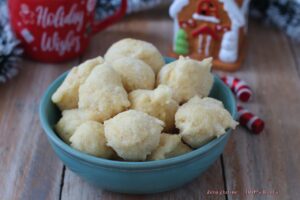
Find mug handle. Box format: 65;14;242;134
92;0;127;34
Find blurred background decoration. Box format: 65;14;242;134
1;0;299;40
0;0;23;83
250;0;300;42
0;0;299;83
169;0;250;71
95;0;300;42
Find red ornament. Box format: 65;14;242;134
8;0;127;62
237;105;265;134
221;76;252;102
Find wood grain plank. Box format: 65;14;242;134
61;11;226;200
0;59;77;200
222;21;300;200
288;39;300;78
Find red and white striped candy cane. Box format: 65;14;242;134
237;105;265;134
221;76;252;102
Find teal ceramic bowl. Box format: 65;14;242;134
39;58;237;194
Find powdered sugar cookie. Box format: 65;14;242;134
129;85;179;132
148;133;191;160
55;109;102;143
157;56;213;103
79;63;130;121
104;38;165;74
111;57;155;92
70;121;114;158
52;57;104;110
175;96;238;148
104;110;164;161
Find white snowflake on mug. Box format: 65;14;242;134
19;4;35;25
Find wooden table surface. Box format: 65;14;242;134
1;10;300;200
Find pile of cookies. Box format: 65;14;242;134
52;38;238;161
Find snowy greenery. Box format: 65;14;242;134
0;1;23;83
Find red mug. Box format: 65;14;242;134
8;0;127;62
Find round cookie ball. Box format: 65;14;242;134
52;56;104;110
55;109;102;143
80;62;123;87
79;63;130;122
111;57;155;92
70;121;114;158
175;96;238;148
104;38;165;74
157;56;214;103
148;133;192;161
79;85;130;122
104;110;164;161
129;85;179;132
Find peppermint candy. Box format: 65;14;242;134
237;105;265;134
221;75;252;102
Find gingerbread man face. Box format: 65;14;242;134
197;0;219;18
192;0;220;24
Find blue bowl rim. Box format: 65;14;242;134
39;61;237;170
